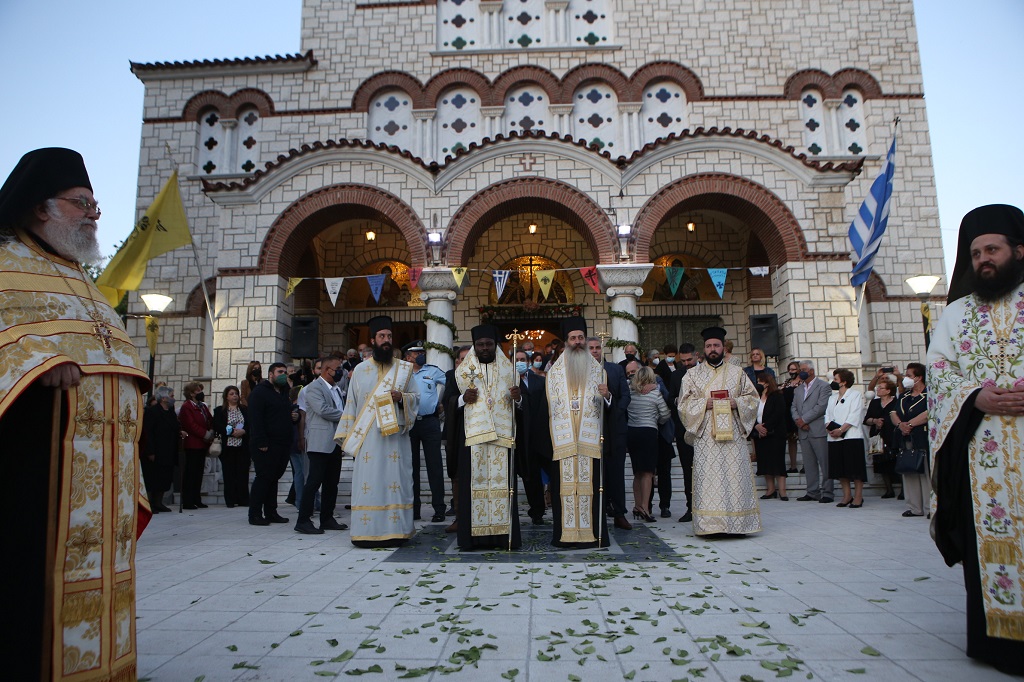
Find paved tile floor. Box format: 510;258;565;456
136;496;1016;681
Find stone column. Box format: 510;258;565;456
545;0;569;44
481;106;505;139
619;103;642;152
413;109;436;161
550;104;574;134
419;268;460;371
597;264;653;362
480;1;503;48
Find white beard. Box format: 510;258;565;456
44;200;102;264
565;346;592;391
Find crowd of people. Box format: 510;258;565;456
3;146;1021;676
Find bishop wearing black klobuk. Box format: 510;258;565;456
545;316;610;548
452;324;524;550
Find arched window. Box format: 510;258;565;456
367;89;416;152
435;87;483;160
799;88;827;156
505;0;545;49
838;88;867;155
196;107;226;175
236;107;261;174
571;82;620;152
640;81;688;145
503;85;551;135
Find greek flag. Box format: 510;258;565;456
849;136;897;287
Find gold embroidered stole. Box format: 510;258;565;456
546;355;605;543
456;348;515;536
341;360;412;454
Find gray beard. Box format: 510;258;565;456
44;200;102;264
565;346;591;389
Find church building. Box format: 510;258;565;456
128;0;945;388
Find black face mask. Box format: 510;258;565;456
252;370;262;381
756;385;765;396
195;392;205;403
333;368;344;383
789;371;798;379
829;381;840;391
625;354;636;362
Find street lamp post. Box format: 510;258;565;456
905;275;940;349
140;294;173;400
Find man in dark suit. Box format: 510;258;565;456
668;343;697;521
588;337;632;530
514;350;550;524
441;345;471;532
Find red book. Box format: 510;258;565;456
710;389;730;400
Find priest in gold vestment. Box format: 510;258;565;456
0;148;151;681
677;326;761;536
452;324;523;550
929;204;1024;676
546;316;609;548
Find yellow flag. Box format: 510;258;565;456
536;269;556;300
145;315;159;357
451;267;468;288
96;171;193;306
285;277;304;299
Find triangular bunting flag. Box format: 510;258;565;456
324;277;345;307
451;267;468;288
536;269;556;300
285;277;304;299
408;267;423;290
367;274;386;303
708;268;728;298
579;266;601;294
492;270;511;299
749;266;769;277
665;267;685;296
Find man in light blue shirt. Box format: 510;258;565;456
404;341;448;522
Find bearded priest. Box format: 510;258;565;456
451;324;524;550
677;326;761;536
336;315;419;547
929;204;1024;676
0;148;151;681
545;316;610;548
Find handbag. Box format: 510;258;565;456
894;438;926;474
208;435;222;458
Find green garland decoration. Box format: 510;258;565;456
423;311;458;336
424;340;456;359
608;309;642;328
605;338;642;352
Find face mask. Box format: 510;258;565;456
515;361;528;375
651;358;660;366
273;374;289;387
666;356;675;364
524;350;534;358
756;384;765;396
415;353;426;367
195;392;205;403
829;381;840;391
902;376;915;390
798;371;810;381
333;368;344;382
533;360;544;369
252;370;262;380
625;354;636;362
789;371;798;378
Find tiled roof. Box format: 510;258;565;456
202;128;864;192
130;50;317;74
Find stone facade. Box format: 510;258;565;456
129;0;944;393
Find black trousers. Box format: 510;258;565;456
220;445;251;506
604;432;628;517
655;437;675;510
676;434;694;512
182;448;206;506
249;442;291;519
518;447;547;521
299;446;342;523
410;415;446;516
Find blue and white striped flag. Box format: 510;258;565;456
849;136;897;287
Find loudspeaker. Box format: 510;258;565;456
749;314;780;357
292;317;319;358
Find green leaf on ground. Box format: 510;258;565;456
861;646;881;656
846;669;866;674
500;669;519;680
330;650;355;663
272;574;290;579
225;645;237;652
231;662;259;670
258;559;276;564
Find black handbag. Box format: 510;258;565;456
894;438;926;474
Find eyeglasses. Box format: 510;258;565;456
57;196;101;217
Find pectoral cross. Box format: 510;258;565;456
92;320;113;350
467;363;478;389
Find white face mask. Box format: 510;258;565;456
651;357;660;366
902;376;915;390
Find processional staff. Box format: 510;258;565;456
596;329;611;549
505;328;527;552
